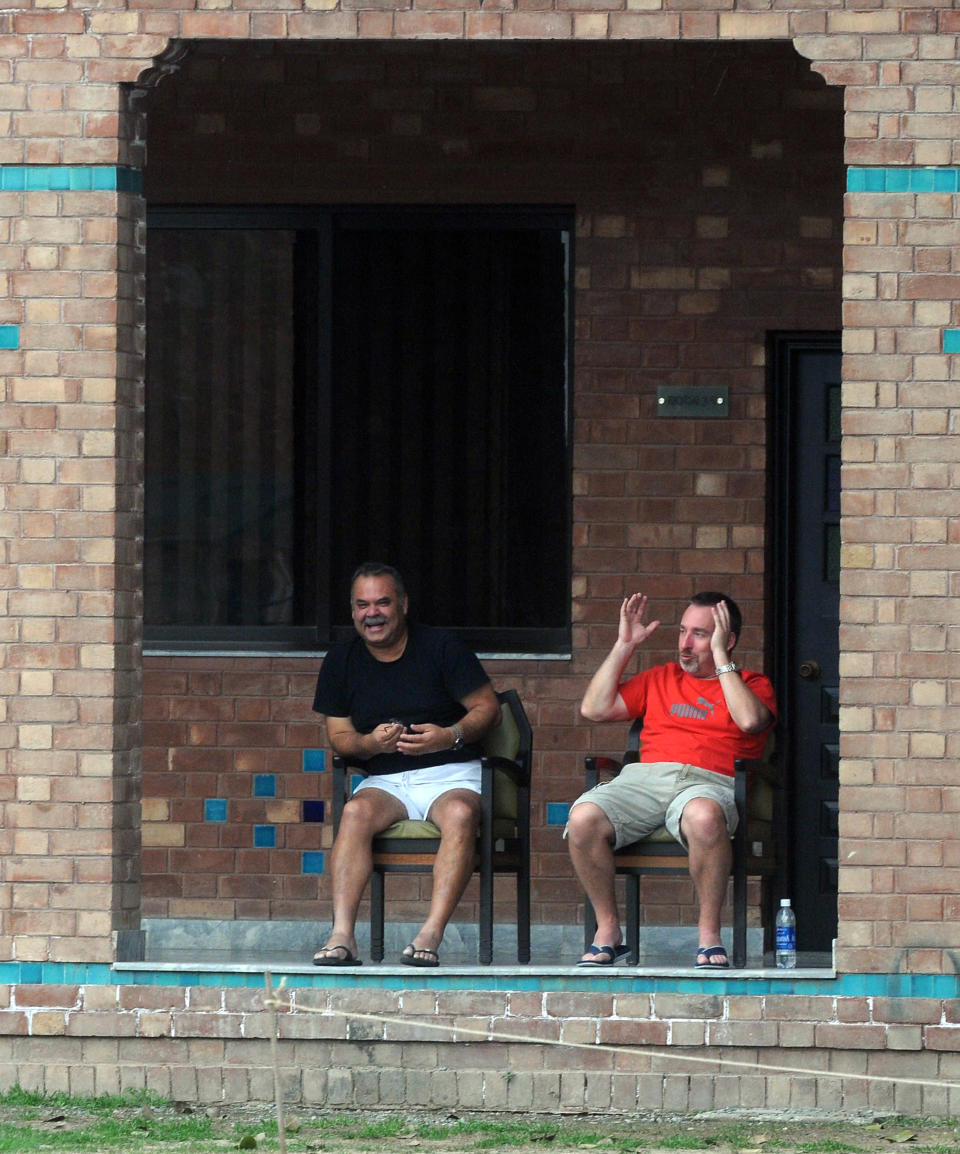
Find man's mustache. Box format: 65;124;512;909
363;615;389;627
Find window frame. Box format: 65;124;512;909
144;203;574;655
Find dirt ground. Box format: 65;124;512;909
9;1101;960;1154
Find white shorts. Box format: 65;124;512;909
353;760;482;822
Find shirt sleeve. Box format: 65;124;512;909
312;645;350;717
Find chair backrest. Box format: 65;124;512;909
623;716;643;762
483;688;532;822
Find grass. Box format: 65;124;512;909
0;1088;214;1154
0;1091;953;1154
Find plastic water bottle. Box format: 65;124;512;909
775;898;797;969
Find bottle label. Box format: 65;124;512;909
776;926;795;949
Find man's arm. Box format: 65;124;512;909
710;601;774;734
397;682;501;756
580;593;660;722
325;715;405;760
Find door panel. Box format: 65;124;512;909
770;332;841;957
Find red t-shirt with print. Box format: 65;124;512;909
617;662;777;777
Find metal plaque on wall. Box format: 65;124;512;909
656;385;729;418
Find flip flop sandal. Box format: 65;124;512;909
313;944;363;967
401;944;440;968
695;945;730;969
577;943;630;967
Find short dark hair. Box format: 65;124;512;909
350;562;407;603
690;590;742;643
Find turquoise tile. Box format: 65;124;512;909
910;169;935;192
253;774;276;798
846;168;866;192
944;330;960;354
253;825;276;848
204;798;228;822
302;850;325;874
0;165;143;193
546;802;570;827
884;169;910;191
68;168;94;191
117;167;144;194
0;326;19;349
933;168;958;192
302;749;326;772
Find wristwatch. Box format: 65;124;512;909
715;662;739;675
450;724;465;750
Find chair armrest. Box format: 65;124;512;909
481;753;530;787
584;755;624;791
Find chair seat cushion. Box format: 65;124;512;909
378;817;518;841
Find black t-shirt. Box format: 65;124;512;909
312;623;491;775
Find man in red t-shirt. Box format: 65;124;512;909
566;591;776;969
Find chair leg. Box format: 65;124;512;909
624;874;640;965
517;864;531;964
584;899;597;955
732;865;747;969
479;862;493;965
370;869;385;962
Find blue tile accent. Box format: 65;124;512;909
0;325;18;350
302;851;325;875
546;802;570;827
253;825;276;848
846;166;960;194
204;798;228;823
302;749;326;772
0;165;143;193
5;955;960;995
350;773;365;794
944;330;960;354
253;774;276;798
303;799;325;823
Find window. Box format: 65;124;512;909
145;206;572;653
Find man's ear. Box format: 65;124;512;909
727;632;737;653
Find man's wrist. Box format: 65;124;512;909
450;724;465;751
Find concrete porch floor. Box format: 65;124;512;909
133;918;833;981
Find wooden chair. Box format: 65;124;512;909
583;721;781;968
332;688;532;965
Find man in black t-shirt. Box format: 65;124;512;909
312;562;501;968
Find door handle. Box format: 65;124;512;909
798;660;821;681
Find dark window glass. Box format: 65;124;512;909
145;207;572;653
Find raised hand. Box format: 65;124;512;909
710;600;734;661
618;593;660;649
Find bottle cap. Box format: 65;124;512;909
780;898;791;907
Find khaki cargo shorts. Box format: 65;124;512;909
566;762;738;850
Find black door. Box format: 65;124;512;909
770;332;841;958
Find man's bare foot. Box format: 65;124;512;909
313;938;361;966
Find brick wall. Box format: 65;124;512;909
140;39;842;930
0;2;957;974
2;979;957;1117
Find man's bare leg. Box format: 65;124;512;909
403;788;483;962
680;797;733;964
314;788;407;963
565;801;623;963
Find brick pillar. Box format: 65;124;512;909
806;18;960;974
0;61;148;961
